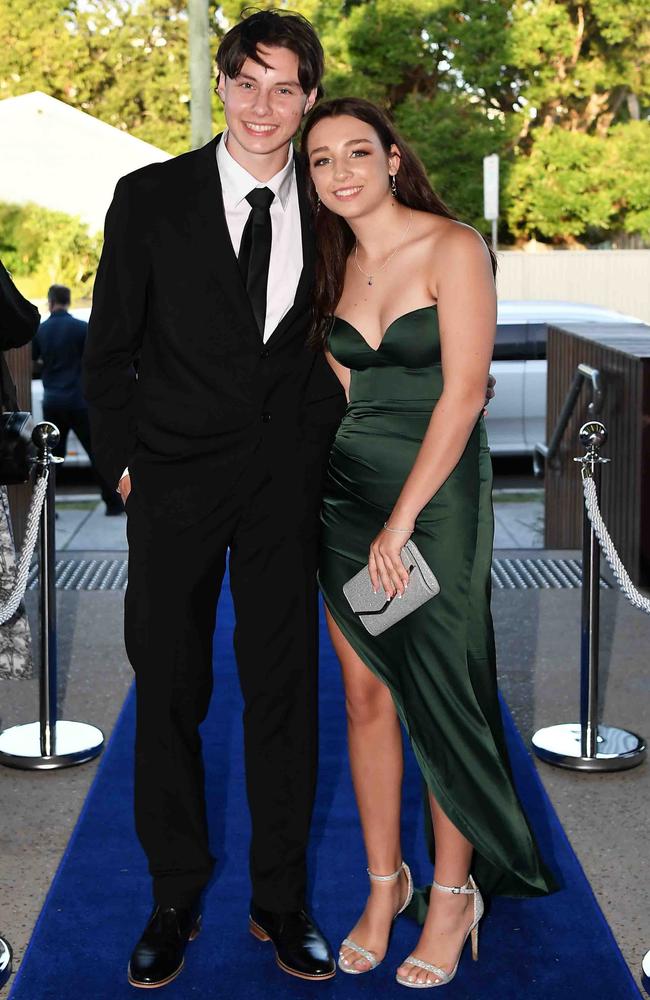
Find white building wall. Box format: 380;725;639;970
497;250;650;325
0;91;172;233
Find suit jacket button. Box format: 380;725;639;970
262;412;271;423
260;348;270;359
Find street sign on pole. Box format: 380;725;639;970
483;154;499;252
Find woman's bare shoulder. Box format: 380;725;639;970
409;215;492;296
415;214;488;254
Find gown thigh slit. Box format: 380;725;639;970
318;306;557;915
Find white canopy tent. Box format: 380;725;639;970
0;91;172;233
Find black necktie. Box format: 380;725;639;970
238;187;274;336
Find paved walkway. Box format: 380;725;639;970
54;497;128;552
54;487;546;554
493;491;544;548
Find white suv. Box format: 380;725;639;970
486;300;641;456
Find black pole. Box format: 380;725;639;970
39;448;57;757
580;454;602;759
33;424;60;758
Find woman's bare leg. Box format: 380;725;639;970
396;793;475;985
327;609;410;972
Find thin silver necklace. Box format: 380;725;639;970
354;208;413;286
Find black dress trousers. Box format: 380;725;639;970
124;437;322;912
41;403;122;508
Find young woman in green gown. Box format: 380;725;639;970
301;99;557;989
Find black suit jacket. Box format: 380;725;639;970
83;134;345;522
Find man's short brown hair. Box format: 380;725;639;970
47;284;71;307
216;8;325;99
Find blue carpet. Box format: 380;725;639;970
10;575;641;1000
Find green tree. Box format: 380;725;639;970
1;1;649;245
0;0;226;154
394;91;506;227
503;0;650;242
0;201;101;296
506;129;615;241
608;121;650;237
506;0;650;140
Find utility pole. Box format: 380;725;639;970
188;0;212;150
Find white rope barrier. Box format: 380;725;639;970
0;472;49;625
583;474;650;615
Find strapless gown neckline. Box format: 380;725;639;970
332;304;438;354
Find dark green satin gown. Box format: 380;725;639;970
318;305;557;911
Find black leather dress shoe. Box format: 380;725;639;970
127;904;201;989
249;903;336;981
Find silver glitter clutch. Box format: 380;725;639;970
342;539;440;636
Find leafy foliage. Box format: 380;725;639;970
0;0;226;154
608;121;650;236
0;201;100;297
394;91;507;229
1;0;649;248
506;128;615;240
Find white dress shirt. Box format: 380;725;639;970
216;131;303;343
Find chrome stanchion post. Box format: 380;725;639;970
532;420;646;771
37;421;59;758
579;422;604;760
0;422;105;769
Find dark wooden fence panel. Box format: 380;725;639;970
544;322;650;585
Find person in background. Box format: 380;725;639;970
33;285;123;515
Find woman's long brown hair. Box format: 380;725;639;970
300;97;496;348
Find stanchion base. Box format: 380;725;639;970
532;723;646;771
642;949;650;996
0;936;12;989
0;721;104;770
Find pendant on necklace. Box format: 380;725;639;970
368;276;373;286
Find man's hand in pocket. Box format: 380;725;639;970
118;472;131;504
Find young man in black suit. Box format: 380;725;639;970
84;10;345;989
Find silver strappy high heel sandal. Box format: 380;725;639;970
338;861;413;975
396;874;483;989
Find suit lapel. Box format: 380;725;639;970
266;151;315;346
191;134;259;342
295;152;316;313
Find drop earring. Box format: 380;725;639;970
390;174;397;197
316;195;321;214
